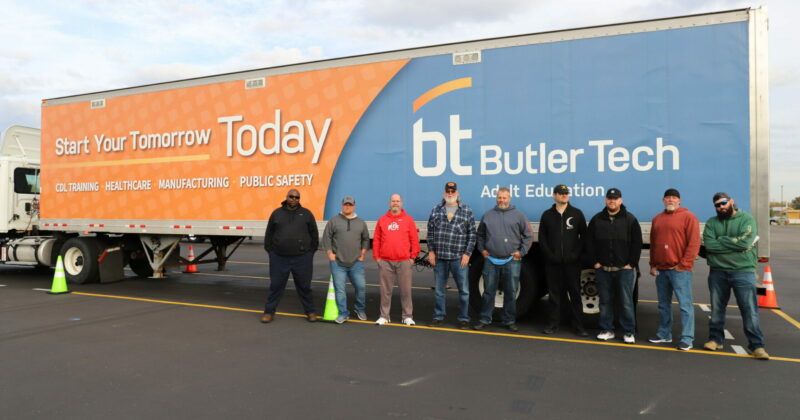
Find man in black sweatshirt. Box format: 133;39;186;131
261;189;319;323
538;184;588;337
586;188;642;344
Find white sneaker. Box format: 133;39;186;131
623;334;635;344
375;317;389;325
597;331;615;341
402;317;416;326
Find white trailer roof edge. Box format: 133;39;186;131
42;8;752;106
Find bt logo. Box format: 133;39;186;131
411;77;474;177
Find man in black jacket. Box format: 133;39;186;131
586;188;642;344
261;189;319;323
538;184;588;337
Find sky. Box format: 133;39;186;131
1;0;797;202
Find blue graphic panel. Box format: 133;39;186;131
325;22;749;223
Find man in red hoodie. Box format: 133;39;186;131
373;193;420;326
648;188;701;351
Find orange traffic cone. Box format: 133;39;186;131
184;244;198;273
758;265;779;309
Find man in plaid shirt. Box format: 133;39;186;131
426;182;477;329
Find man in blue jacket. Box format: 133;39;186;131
261;189;319;323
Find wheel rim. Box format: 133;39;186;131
580;269;600;314
63;247;85;276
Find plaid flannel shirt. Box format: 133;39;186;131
426;201;477;260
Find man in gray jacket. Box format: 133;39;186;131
321;196;371;324
474;187;533;332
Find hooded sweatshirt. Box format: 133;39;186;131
373;209;420;261
586;204;642;268
476;204;533;258
649;206;701;271
703;209;758;272
263;201;318;256
538;203;586;265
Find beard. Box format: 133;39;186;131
497;204;510;209
665;204;677;212
716;206;733;219
444;195;458;205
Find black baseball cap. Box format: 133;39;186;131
664;188;681;198
444;182;457;191
713;192;731;202
606;188;622;199
554;184;570;194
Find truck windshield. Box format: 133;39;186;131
14;167;40;194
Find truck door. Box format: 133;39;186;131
9;166;40;231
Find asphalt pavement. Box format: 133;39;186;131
2;226;799;419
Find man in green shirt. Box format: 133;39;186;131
702;192;768;360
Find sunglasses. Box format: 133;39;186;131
714;200;729;207
288;195;300;199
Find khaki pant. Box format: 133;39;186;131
377;259;413;320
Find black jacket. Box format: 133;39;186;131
538;203;586;265
264;201;319;256
586;204;642;268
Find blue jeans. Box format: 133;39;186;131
708;270;765;350
433;259;470;322
596;268;636;334
330;260;366;316
655;269;695;343
479;259;521;325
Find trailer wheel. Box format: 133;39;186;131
59;237;101;284
468;254;539;318
129;250;154;278
580;269;600;314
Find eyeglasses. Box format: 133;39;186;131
714;200;729;207
288;195;300;199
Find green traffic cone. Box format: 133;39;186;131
48;256;70;294
322;276;339;322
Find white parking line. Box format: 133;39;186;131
32;288;50;292
731;345;748;355
724;330;734;340
699;304;710;312
0;284;6;287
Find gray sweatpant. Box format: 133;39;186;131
377;259;413;320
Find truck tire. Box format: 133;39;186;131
129;250;154;278
468;253;539;319
59;237;101;284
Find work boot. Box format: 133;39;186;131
306;312;319;322
752;348;770;360
703;340;723;351
260;313;274;323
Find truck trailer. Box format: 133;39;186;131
1;7;770;317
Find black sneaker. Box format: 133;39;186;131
574;327;589;337
506;324;519;332
648;335;672;344
677;342;693;351
543;325;557;334
427;319;443;327
473;322;488;331
459;320;470;330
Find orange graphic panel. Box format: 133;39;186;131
40;59;409;221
